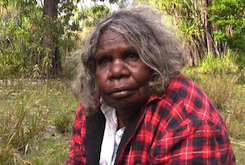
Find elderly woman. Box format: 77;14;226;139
65;5;235;165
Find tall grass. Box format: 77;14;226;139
0;79;77;164
1;93;48;160
197;51;239;73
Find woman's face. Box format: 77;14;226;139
95;29;152;113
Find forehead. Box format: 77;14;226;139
95;29;133;54
99;29;125;43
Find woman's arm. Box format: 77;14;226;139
65;104;86;165
149;120;236;165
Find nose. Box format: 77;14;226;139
108;59;129;80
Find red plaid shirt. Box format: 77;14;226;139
65;74;236;165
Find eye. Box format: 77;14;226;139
126;53;139;59
97;56;110;65
101;58;109;64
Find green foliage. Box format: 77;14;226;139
179;19;199;38
235;52;245;69
151;0;206;65
209;0;245;51
81;5;110;28
199;51;239;74
0;1;47;78
147;0;245;65
0;1;111;79
183;50;243;74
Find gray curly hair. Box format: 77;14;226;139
72;5;187;115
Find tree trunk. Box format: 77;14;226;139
42;0;61;77
202;0;220;57
203;0;213;56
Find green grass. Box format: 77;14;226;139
19;134;71;165
190;50;242;74
0;79;77;164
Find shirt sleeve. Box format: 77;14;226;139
149;120;236;165
65;104;86;165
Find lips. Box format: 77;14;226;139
110;86;131;93
109;86;136;98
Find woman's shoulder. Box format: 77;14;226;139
147;74;224;131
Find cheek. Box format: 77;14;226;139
136;66;152;84
95;72;106;92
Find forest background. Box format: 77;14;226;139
0;0;244;164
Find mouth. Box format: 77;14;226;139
109;87;135;98
110;86;133;93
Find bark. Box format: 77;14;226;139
202;0;220;57
203;0;213;56
42;0;61;77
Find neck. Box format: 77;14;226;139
116;108;141;129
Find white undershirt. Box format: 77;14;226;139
99;103;125;165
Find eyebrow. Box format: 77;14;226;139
95;44;137;58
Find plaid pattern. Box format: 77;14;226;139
65;74;236;165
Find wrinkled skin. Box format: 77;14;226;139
95;29;152;128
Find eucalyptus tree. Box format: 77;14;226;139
41;0;111;77
0;0;111;78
